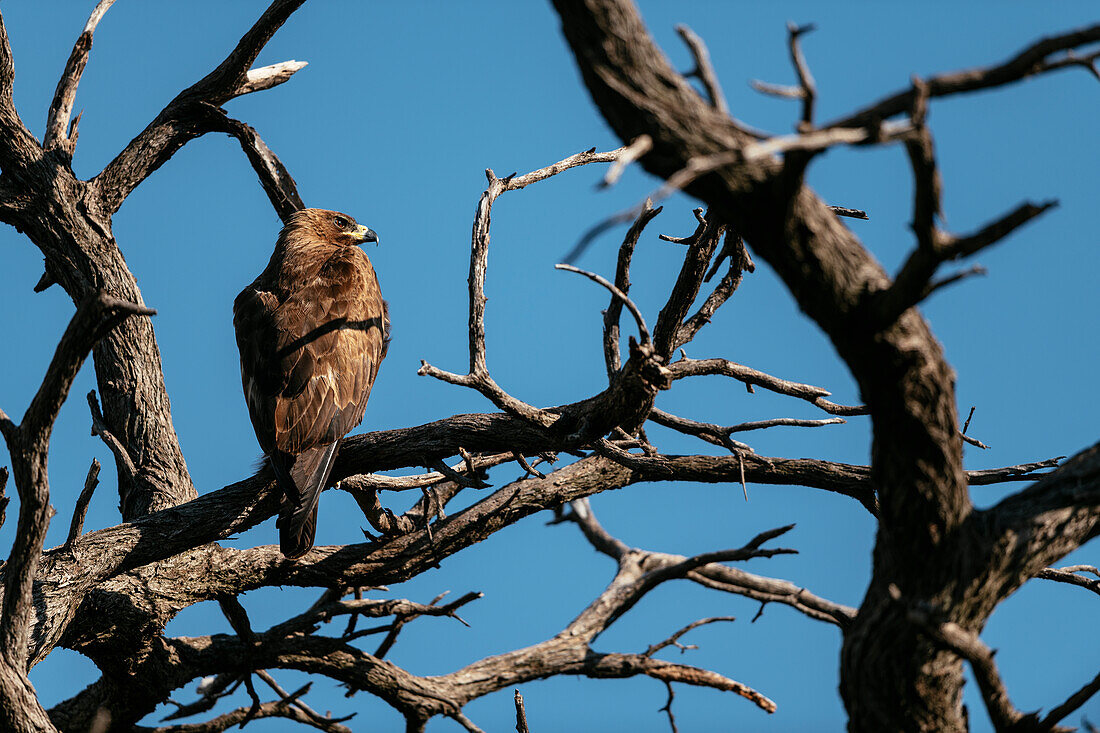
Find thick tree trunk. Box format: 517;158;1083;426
10;161;195;518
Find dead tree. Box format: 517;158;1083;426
0;1;1095;731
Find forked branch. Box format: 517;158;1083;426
44;0;116;155
418;149;633;426
93;0;309;214
0;291;153;669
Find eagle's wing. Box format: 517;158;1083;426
234;257;387;454
234;253;387;556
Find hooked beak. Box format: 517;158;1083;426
354;224;379;245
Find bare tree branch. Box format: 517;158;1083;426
987;441;1100;581
878;197;1056;327
566;496;857;627
419;149;636;426
68;523;788;729
514;690;530;733
643;616;738;657
92;0;308;214
666;355;867;416
138;695;351;733
599;134;652;188
1036;565;1100;598
750;21;818;131
645;121;913;208
675;25;729;115
675;228;752;349
648;408;754;454
548;7;1096;728
1040;669;1100;732
556;263;651;344
787;22;817;130
63;459;100;549
603;200;661;379
904;593;1039;733
207;112;304;222
43;0;116;154
829;206;869;220
0;291;152;671
826;23;1100;129
0;467;8;533
0;9;41;172
86;390;137;486
651;209;723;358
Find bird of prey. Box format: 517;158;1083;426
234;208;387;558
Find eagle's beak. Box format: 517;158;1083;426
354;225;379;245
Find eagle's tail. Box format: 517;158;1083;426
271;441;340;559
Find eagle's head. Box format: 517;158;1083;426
284;208;379;248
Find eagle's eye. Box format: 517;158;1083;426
333;216;349;229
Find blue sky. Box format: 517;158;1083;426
0;2;1097;731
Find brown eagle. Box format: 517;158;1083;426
234;208;387;558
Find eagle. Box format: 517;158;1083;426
234;208;387;558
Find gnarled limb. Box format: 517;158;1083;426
548;2;1095;729
1;0;310;526
43;0;117;156
564;498;856;627
91;0;308;214
826;23;1100;129
0;10;40;173
0;292;153;669
419;148;631;426
0;292;151;733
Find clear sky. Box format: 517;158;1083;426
0;2;1097;731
